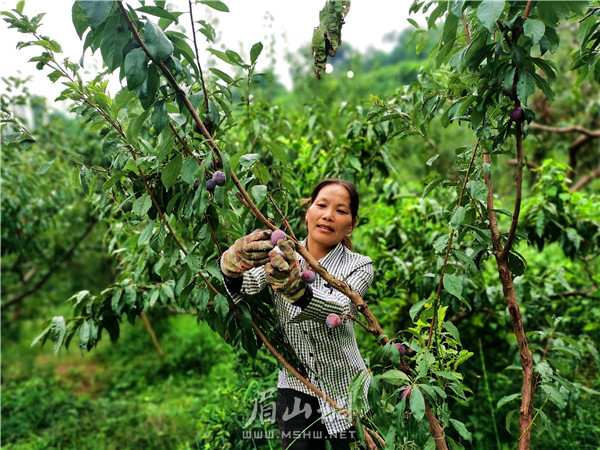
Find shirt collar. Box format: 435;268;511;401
299;238;345;266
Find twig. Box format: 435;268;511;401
188;0;210;115
426;139;480;350
140;311;164;357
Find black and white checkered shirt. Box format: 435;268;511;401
221;239;374;434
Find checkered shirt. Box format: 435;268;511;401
221;239;374;435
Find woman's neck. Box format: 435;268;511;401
306;237;335;262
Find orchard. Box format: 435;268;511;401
1;1;599;449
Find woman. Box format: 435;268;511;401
219;179;373;449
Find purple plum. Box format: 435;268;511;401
326;314;342;329
212;170;226;186
301;270;316;284
270;229;286;245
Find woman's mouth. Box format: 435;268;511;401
317;224;334;232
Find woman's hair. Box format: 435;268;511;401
307;178;359;249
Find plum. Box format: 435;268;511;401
301;270;316;284
212;170;226;186
400;385;412;401
510;106;525;123
206;179;216;192
326;313;342;329
270;229;286;245
395;342;405;356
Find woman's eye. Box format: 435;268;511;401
337;210;348;214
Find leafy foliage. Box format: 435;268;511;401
1;0;599;449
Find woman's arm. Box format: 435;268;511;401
220;258;269;303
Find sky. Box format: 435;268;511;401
0;1;423;102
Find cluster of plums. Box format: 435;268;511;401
194;170;226;193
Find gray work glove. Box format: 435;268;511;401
221;229;274;278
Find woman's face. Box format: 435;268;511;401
305;183;356;251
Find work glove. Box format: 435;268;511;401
221;229;274;278
265;239;307;303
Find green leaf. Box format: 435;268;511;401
477;0;505;32
132;194;152;217
250;41;263;65
79;1;113;28
409;386;425;421
496;392;521;409
443;321;462;346
449;419;472;442
266;141;288;164
541;383;565;407
516;70;536;106
136;6;181;23
213;294;229;320
161;154;182;190
523;19;545;45
100;14;130;72
138;221;155;246
206;48;232;64
79;165;91;195
209;67;234;84
443;274;463;299
450;206;466;229
410;299;428;321
181;157;199;184
250;184;268;206
38;160;54;174
124;47;148;90
200;1;230;13
379;369;411;385
72;2;89;39
50;316;67;354
467;180;488;202
151;100;167;133
144;20;174;61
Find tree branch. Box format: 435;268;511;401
3;217;98;307
252;322;383;449
188;0;210;115
501;121;524;259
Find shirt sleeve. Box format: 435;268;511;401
218;255;268;303
289;258;374;324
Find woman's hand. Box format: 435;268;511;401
265;240;307;302
221;229;274;278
